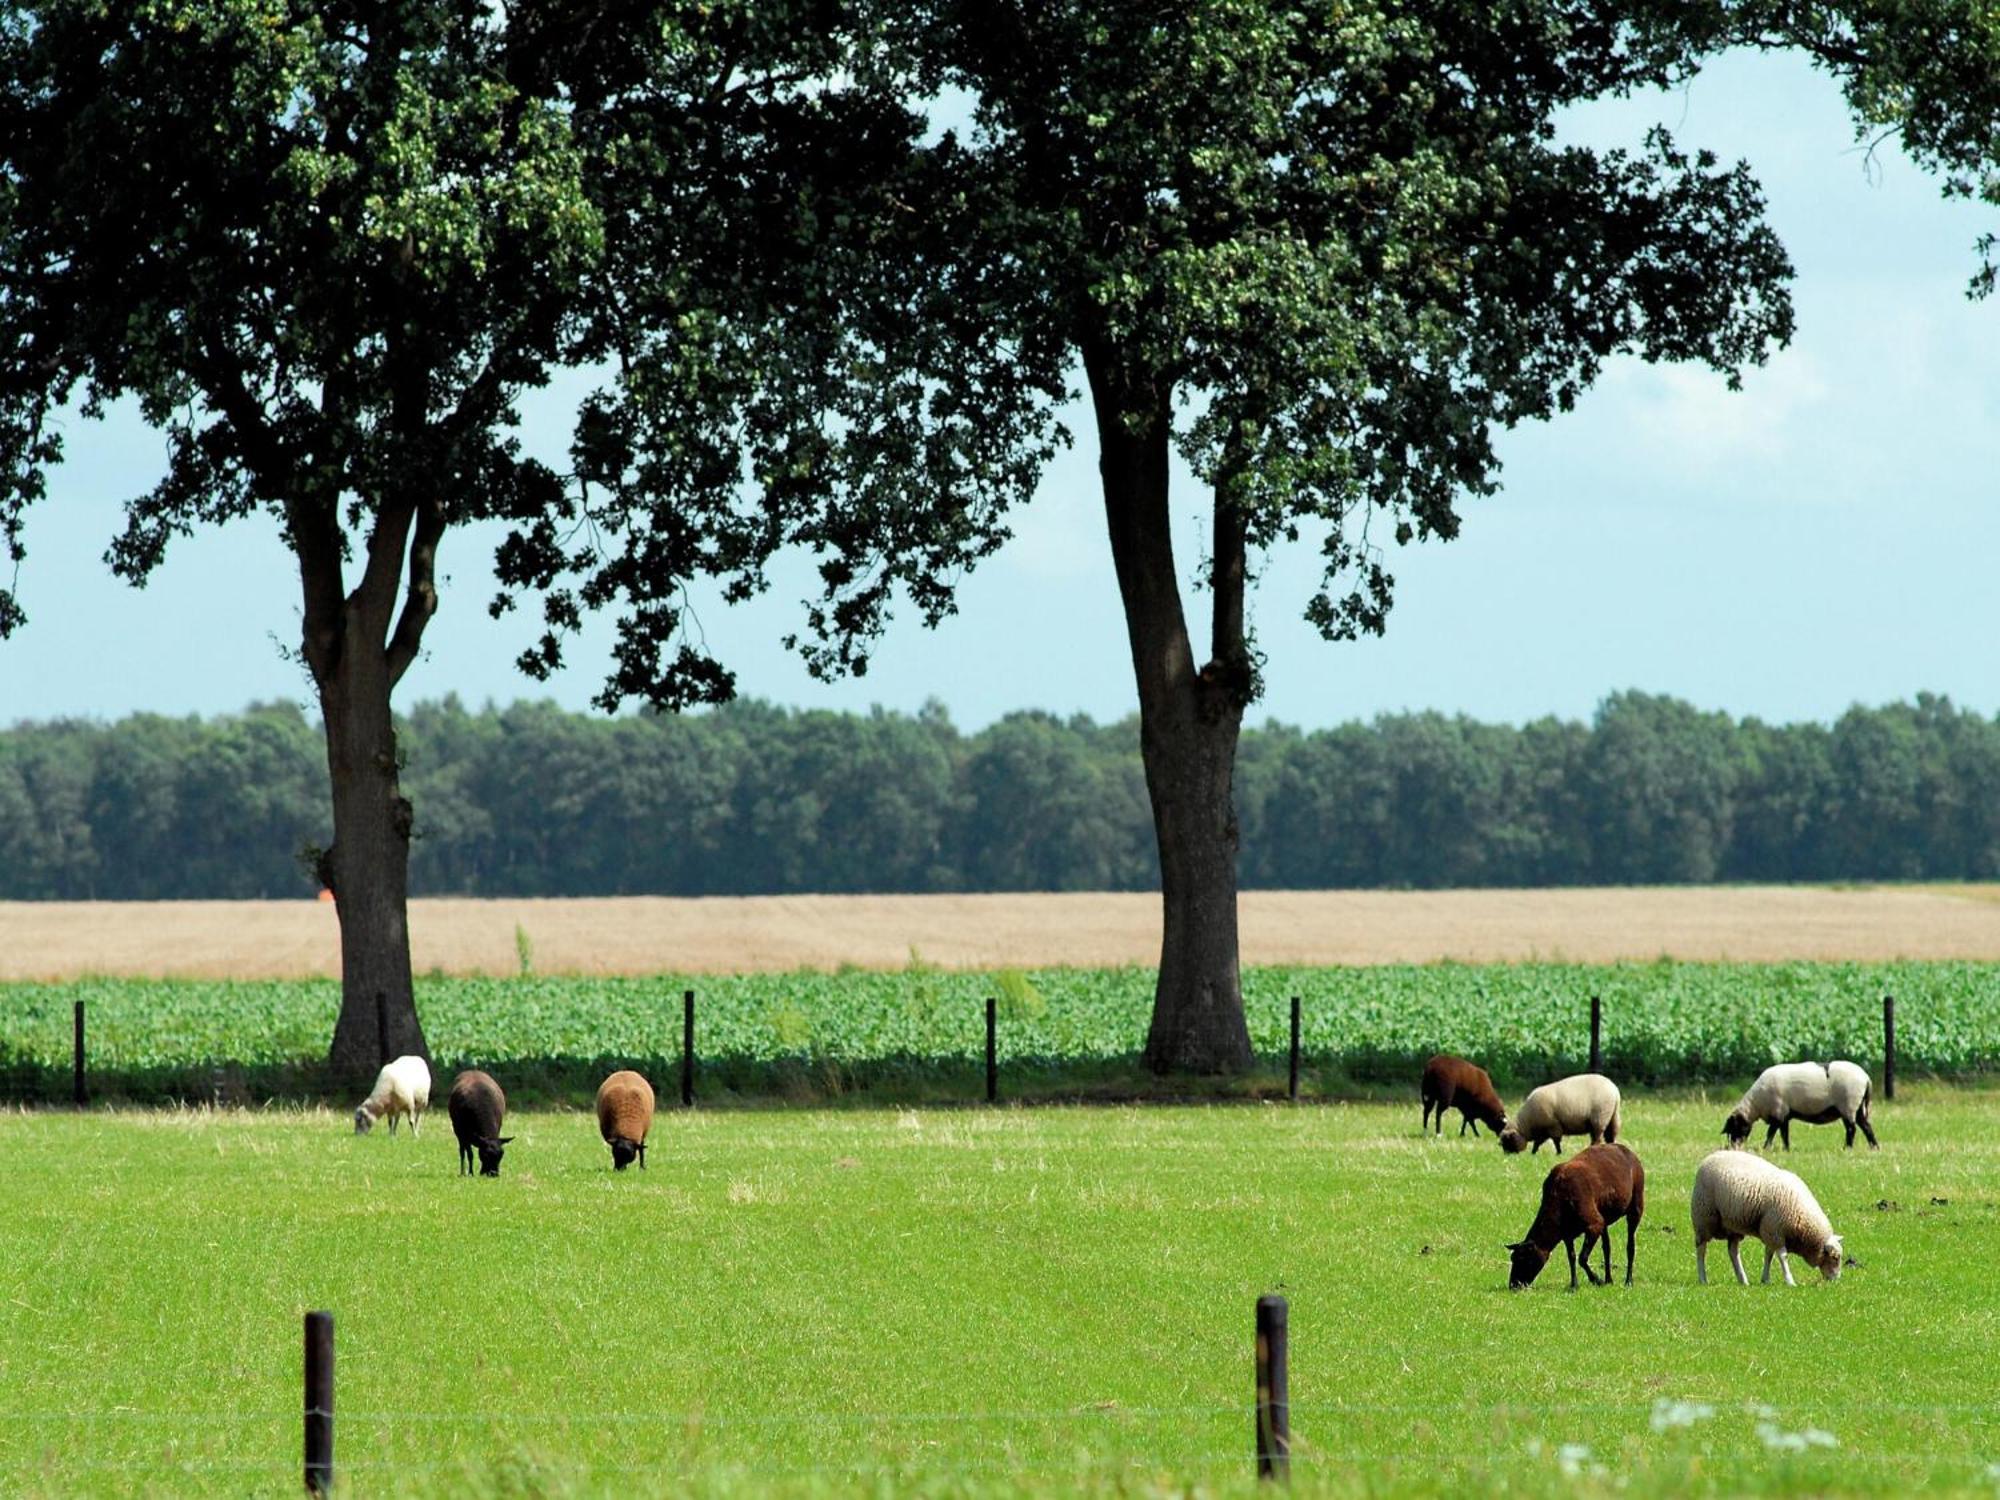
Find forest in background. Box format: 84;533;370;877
1;690;1995;900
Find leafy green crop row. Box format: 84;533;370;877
3;960;1995;1102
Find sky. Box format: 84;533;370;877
2;48;1996;735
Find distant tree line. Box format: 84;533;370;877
2;690;1997;900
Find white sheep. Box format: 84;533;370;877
1691;1149;1844;1285
353;1055;431;1136
1723;1060;1878;1150
1499;1073;1621;1155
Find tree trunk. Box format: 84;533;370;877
320;650;429;1083
1084;337;1255;1074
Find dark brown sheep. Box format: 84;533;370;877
447;1070;513;1177
1419;1053;1507;1138
595;1070;656;1171
1507;1142;1646;1291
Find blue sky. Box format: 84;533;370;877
2;48;1995;733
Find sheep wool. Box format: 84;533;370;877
596;1070;656;1171
353;1055;431;1136
447;1070;513;1177
1499;1073;1621;1155
1420;1054;1508;1139
1724;1060;1878;1150
1690;1149;1844;1286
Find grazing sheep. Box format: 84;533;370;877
352;1055;431;1136
1499;1073;1621;1155
447;1070;513;1177
595;1070;656;1171
1420;1054;1508;1138
1723;1061;1878;1150
1691;1149;1844;1286
1507;1142;1646;1290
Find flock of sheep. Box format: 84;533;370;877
1420;1054;1878;1291
350;1055;656;1176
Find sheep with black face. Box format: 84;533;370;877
596;1070;655;1171
447;1070;513;1177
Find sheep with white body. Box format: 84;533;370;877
353;1055;431;1135
1723;1060;1878;1150
1499;1073;1621;1155
1690;1149;1844;1285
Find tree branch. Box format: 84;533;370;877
386;495;445;687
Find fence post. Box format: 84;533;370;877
1288;997;1301;1103
985;997;998;1105
1589;995;1602;1075
1255;1294;1290;1482
682;990;695;1108
1883;994;1895;1101
304;1310;334;1496
374;990;389;1065
73;1001;86;1107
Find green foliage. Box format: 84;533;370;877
4;1093;2000;1496
514;921;535;978
2;961;1990;1102
6;692;2000;899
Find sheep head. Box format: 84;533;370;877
1721;1110;1753;1144
1499;1126;1527;1154
610;1137;641;1171
1814;1236;1845;1281
1506;1239;1549;1289
475;1135;514;1177
353;1107;375;1135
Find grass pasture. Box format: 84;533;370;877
6;1090;2000;1497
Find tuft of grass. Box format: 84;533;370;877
2;1088;1998;1496
515;922;536;978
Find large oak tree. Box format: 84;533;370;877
0;0;862;1079
515;1;1797;1071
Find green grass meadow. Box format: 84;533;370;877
6;1089;2000;1497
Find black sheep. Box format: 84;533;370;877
447;1070;513;1177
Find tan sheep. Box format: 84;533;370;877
595;1070;656;1171
1691;1149;1845;1285
1499;1073;1621;1155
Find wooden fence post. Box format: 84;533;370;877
374;991;389;1066
1255;1294;1290;1482
72;1001;85;1107
1883;995;1895;1101
1288;997;1301;1103
682;990;695;1108
985;997;998;1105
1589;995;1602;1075
304;1310;334;1496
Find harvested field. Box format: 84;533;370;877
4;885;2000;980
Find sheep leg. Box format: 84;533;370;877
1844;1118;1856;1148
1726;1237;1749;1285
1859;1110;1879;1149
411;1108;421;1138
1422;1099;1432;1132
1780;1119;1792;1150
1600;1227;1613;1285
1563;1238;1579;1291
1697;1239;1709;1285
1624;1214;1637;1285
1763;1120;1779;1148
388;1113;399;1137
1576;1230;1602;1284
1589;1125;1605;1146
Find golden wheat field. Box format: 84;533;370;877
3;885;2000;980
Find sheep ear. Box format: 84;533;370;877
497;1136;516;1145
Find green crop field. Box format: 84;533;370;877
2;961;1997;1104
4;1091;2000;1497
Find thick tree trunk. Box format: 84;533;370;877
1084;338;1255;1075
320;653;428;1083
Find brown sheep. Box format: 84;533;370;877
1419;1054;1508;1138
447;1070;513;1177
1507;1142;1646;1291
595;1070;656;1171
